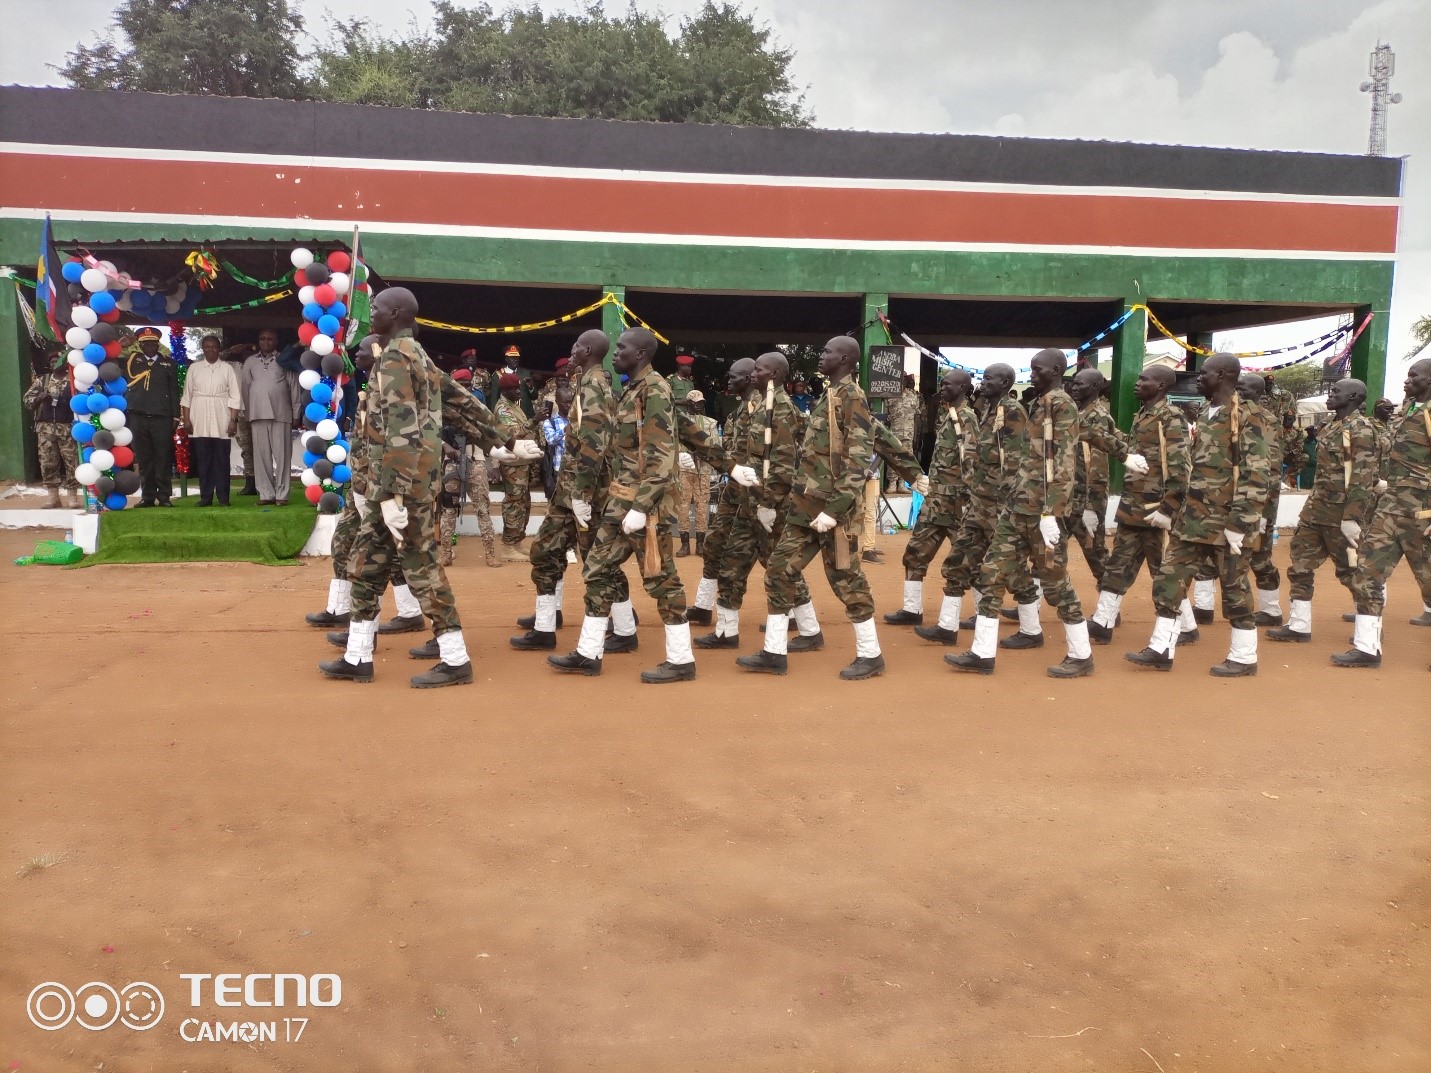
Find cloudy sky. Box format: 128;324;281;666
2;0;1426;384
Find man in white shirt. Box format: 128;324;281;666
181;334;242;506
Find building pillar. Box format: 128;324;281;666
858;292;888;396
1349;303;1389;407
0;279;35;482
1110;298;1146;432
602;284;625;395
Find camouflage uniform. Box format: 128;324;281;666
1244;395;1288;598
764;377;875;621
901;402;977;577
437;445;498;567
1350;403;1431;617
884;386;922;491
1068;398;1114;585
23;370;80;495
235;413;254;480
695;392;757;608
673;411;717;536
495;395;539;546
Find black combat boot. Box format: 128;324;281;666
548;652;602;675
378;614;424;634
883;610;924;626
914;624;958;645
517;611;564;630
510;630;557;650
787;631;825;652
305;609;349;628
736;650;788;675
840;655;885;680
693;631;740;649
604;632;639;654
945;651;994;675
676;532;691;557
408;637;439;660
640;661;696;684
1124;648;1173;671
411;661;473;688
319;658;373;683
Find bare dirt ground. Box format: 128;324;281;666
2;525;1427;1072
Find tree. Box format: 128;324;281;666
1409;313;1431;359
1269;361;1322;399
60;0;306;99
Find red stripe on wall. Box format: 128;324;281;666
0;152;1399;254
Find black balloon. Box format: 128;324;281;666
97;361;121;381
304;262;331;286
304;435;326;456
94;475;116;496
113;470;142;495
312;458;334;479
91;429;115;450
89;323;118;345
317;491;342;514
320;353;344;378
300;349;322;370
67;283;84;301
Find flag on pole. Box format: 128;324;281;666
34;215;72;341
343;226;371;347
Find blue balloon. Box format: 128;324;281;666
310;383;334;406
82;342;105;363
303;302;324;323
69;395;89;415
331;464;352;484
105;492;128;511
317;315;340;337
325;302;347;320
72;422;95;444
89;291;117;315
81;447;93;463
104;376;127;395
86;393;110;414
304;401;328;423
302;451;320;468
107;394;127;412
61;261;85;283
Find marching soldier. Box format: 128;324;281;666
1267;377;1378;643
494;372;540;561
1235;372;1291;626
435;369;503;569
673;390;717;557
1126;353;1273;677
689;359;757;628
1083;365;1193;646
948;349;1093;678
1332;358;1431;668
1067;368;1113;587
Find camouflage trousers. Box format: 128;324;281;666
673;466;711;534
943;504;1039;603
718;509;811;611
699;494;741;584
583;509;686;625
1351;509;1431;616
976;514;1084;623
901;495;965;578
1285;521;1356;603
333;496;407;585
1152;537;1254;629
346;498;456;632
1246;481;1282;591
499;462;531;546
765;520;873;622
885;427;915;491
235;413;253;478
35;421;80;491
1067;509;1108;586
1100;523;1165;596
436;455;497;566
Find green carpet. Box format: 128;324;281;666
78;481;316;566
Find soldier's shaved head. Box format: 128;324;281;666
576;329;609;357
1029;348;1067;393
818;336;860;382
1327;377;1366;414
727;357;757;397
1197;352;1242;404
614;327;657;376
1133;364;1176;405
1070;366;1106;407
1406;357;1431;402
1144;365;1176;388
1236;372;1266;401
939;368;972;403
753;351;789;387
980;363;1016;398
371;286;418;339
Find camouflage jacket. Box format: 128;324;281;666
677;411;726;475
1072;399;1115;519
1301;410;1379;526
926;401;978;502
1006;388;1079;517
1372;418;1393;482
494;396;540;463
360;330;443;504
886;388;922;437
567;364;617;505
717;391;759;508
604;364;677;518
751;387;802;513
968;394;1027;507
1379;402;1431;519
786;376;873;527
1083;396;1189;527
873;418;924;486
1267;386;1306;473
1175;395;1272;545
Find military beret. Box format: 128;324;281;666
675;354;694;366
452;368;472;381
554;357;569;370
499;372;520;389
461;348;478;360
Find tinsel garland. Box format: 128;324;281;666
173;424;191;476
169;320;190;394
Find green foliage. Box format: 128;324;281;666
61;0;307;99
1410;313;1431;358
1268;361;1322;399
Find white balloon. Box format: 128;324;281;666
316;419;339;441
99;260;117;273
325;444;348;464
165;294;182;314
71;305;98;329
67;349;85;367
290;247;315;269
298;369;321;390
73;363;98;387
99;408;127;430
310;334;334;356
300;468;321;487
80;267;108;293
329;271;351;296
74;462;101;486
65;326;92;349
298;285;317;306
111;426;133;447
89;449;115;471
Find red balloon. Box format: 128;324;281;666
293;268;308;288
297;322;319;345
313;284;337;307
326;251;351;272
111;445;134;468
305;483;323;504
104;340;122;357
99;308;121;322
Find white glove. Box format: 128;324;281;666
1375;479;1388;494
1144;509;1172;531
1257;517;1268;534
1223;528;1245;555
729;464;760;488
380;497;409;547
621;509;647;534
489;446;516;463
678;452;695;471
1339;520;1362;547
571;499;592;528
756;506;777;532
914;475;930;496
810;511;837;533
1124;453;1150;476
511;439;543;462
1038;514;1061;549
1081;509;1099;532
351;491;367;513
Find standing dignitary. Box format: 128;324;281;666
121;326;180;507
673;390;717;556
737;335;886;680
688;359;757;627
948;349;1093;678
180;334;241;507
495;372;539;559
23;350;80;508
1084;365;1192;645
548;328;759;682
1067;368;1114;587
1125;353;1273;676
240;328;301;505
1267;377;1378;643
1332;358;1431;667
885;369;976;627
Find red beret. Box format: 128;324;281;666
499;372;520;389
452;368;472;381
675;354;694;366
460;348;477;360
554;357;569;369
